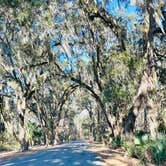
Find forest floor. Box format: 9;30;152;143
89;143;155;166
0;141;155;166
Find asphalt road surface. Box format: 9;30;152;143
0;141;104;166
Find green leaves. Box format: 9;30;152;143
103;82;130;103
146;139;166;164
102;51;133;104
0;0;45;7
17;11;30;26
133;134;150;146
43;11;53;25
0;0;20;7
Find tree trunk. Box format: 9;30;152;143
54;129;60;145
50;121;55;145
17;97;29;151
146;97;158;139
18;115;29;151
123;95;143;138
96;109;102;142
123;0;158;139
20;138;29;152
87;109;95;141
45;129;49;146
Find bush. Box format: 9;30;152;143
111;135;122;148
133;131;150;145
128;144;145;161
0;131;19;151
126;132;166;165
26;122;42;145
145;139;166;165
0;144;10;151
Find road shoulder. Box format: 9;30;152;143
89;143;155;166
0;146;48;162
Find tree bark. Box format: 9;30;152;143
123;0;158;139
146;97;158;138
17;97;29;151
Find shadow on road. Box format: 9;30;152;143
0;141;103;166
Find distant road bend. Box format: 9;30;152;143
0;141;104;166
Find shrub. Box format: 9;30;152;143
145;139;166;165
0;131;19;151
133;130;150;145
111;135;121;148
128;144;145;161
126;132;166;165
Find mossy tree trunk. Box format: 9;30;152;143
123;0;159;139
17;97;29;151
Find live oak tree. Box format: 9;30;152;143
0;0;51;150
123;0;166;139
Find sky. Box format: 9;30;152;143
52;0;139;72
97;0;137;16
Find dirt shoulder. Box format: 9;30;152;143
89;143;155;166
0;146;48;162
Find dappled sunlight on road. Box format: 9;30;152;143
0;141;104;166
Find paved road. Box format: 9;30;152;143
0;141;103;166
